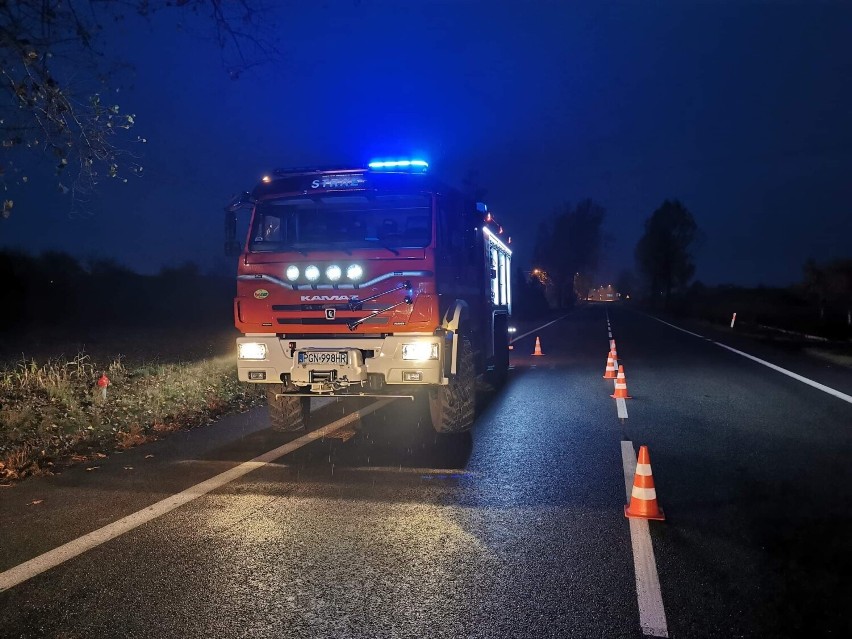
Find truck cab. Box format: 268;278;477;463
225;160;511;433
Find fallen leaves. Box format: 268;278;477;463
28;499;44;506
85;466;99;472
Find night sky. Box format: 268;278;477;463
1;1;850;286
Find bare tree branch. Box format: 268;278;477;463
0;0;281;216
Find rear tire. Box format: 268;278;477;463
429;337;476;433
266;384;309;431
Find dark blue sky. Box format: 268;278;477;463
1;1;850;286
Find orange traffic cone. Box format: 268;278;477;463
532;336;544;356
609;339;617;357
603;351;617;378
610;365;632;399
625;446;665;520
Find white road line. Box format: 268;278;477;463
0;400;393;593
621;441;669;637
648;316;852;405
510;314;570;344
647;315;714;341
607;311;626;420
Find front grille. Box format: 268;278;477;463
272;304;385;312
277;317;388;325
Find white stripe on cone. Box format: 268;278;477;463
632;486;657;500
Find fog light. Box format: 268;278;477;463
248;371;267;380
238;342;267;360
401;342;438;361
403;371;423;382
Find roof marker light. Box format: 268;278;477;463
368;159;429;172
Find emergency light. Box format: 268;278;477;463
368;159;429;172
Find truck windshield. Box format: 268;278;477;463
249;193;432;252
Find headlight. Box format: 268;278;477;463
286;265;300;281
238;342;267;360
326;265;342;281
304;265;320;282
402;342;439;361
347;264;363;281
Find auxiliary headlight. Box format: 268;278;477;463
401;342;439;361
346;264;363;281
238;342;267;360
326;265;342;281
304;265;320;282
286;265;300;281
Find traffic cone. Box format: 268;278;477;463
609;339;617;357
610;365;632;399
532;336;544;356
625;446;665;520
603;351;617;378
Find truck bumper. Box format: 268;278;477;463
236;334;449;391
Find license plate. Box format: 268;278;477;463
298;351;348;366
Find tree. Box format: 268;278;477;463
511;266;549;319
532;198;606;307
0;1;280;214
635;199;699;306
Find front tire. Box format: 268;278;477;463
266;384;309;431
429;337;476;433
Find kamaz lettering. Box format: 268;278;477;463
300;295;351;302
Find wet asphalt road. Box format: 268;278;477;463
1;305;851;638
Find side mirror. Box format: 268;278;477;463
224;240;242;257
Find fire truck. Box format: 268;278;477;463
224;160;512;434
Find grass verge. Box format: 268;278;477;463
0;353;263;482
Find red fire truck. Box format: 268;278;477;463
224;160;512;433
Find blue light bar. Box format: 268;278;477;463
368;159;429;172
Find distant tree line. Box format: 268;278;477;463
0;250;233;332
802;258;852;328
